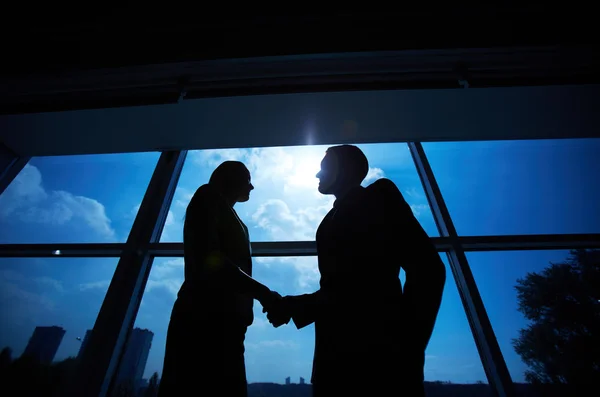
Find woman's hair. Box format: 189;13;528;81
208;160;249;196
183;161;249;222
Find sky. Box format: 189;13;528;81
0;138;598;386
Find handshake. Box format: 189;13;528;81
261;292;294;328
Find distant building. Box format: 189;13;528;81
21;326;66;365
115;328;154;387
285;376;291;385
300;377;305;385
77;329;93;360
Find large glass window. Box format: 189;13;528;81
0;257;118;396
423;139;600;236
125;254;490;395
161;143;437;242
0;152;160;243
468;249;599;394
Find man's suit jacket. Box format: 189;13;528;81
289;179;445;389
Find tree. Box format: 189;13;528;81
513;249;600;388
144;372;160;397
0;347;12;370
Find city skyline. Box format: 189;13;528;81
21;325;65;365
5;325;154;385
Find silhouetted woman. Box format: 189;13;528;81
158;161;279;397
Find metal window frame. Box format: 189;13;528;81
0;142;30;197
1;144;599;396
409;141;515;397
67;150;187;397
0;234;599;258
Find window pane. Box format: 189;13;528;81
129;254;491;395
423;139;600;235
425;255;491;394
161;143;437;242
468;249;598;394
0;257;118;395
0;152;160;243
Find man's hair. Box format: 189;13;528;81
326;145;369;184
209;161;249;196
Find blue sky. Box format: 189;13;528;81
0;138;598;385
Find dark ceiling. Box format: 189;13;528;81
0;7;597;116
0;8;598;156
3;7;595;75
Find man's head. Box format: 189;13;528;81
316;145;369;195
209;161;254;204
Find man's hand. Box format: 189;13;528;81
259;290;282;312
263;296;292;328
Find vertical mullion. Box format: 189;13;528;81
408;142;514;397
0;142;29;196
71;150;187;397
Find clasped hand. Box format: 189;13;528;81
261;292;292;328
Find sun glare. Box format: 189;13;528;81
287;153;323;188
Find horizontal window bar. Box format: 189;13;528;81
0;234;597;258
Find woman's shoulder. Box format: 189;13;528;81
189;184;223;210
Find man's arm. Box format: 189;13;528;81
264;289;331;329
285;289;329;329
185;190;277;307
401;224;446;351
389;186;445;351
368;179;446;350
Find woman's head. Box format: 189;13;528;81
209;161;254;204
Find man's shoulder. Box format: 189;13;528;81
365;178;402;200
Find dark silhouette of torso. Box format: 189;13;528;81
290;179;444;396
158;183;253;397
178;183;254;326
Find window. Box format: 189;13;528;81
125;254;491;395
0;152;160;243
423;139;600;236
0;257;118;396
468;249;599;394
425;255;490;393
129;256;317;389
161;143;437;242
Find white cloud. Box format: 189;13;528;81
79;280;110;291
0;269;64;293
173;188;194;209
251;199;323;241
363;167;385;184
0;281;57;319
246;339;299;350
409;204;431;218
288;257;320;291
0;165;47;216
404;187;423;199
145;278;182;297
140;258;185;298
0;164;115;239
150;258;184;279
0;270;58;323
158;209;178;240
256;256;319;292
34;276;65;293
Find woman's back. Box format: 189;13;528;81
178;183;253;325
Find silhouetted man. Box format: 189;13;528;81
265;145;446;396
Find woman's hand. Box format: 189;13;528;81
259;290;282;311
